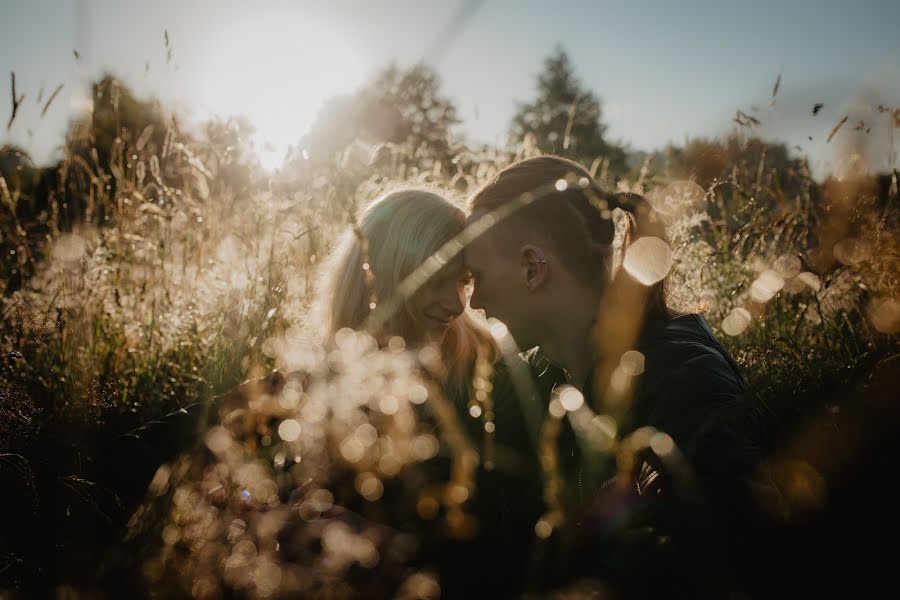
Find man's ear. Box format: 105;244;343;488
520;244;549;291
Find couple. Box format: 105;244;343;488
313;154;766;595
107;154;766;597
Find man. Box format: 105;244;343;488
463;155;771;596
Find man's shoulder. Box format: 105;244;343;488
640;313;743;387
522;347;567;392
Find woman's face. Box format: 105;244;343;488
407;262;472;344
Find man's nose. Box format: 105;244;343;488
443;285;466;317
469;284;483;312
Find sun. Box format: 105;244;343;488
191;13;367;170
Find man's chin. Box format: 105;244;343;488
509;326;542;353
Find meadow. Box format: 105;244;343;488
1;71;899;598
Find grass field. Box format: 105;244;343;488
1;73;898;597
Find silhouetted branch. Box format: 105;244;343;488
41;83;64;118
827;115;849;143
7;72;26;130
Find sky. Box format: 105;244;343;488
1;0;898;176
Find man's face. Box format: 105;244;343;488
463;219;541;350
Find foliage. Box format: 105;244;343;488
510;47;628;181
300;63;461;171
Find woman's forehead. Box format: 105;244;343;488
462;228;500;270
428;254;467;282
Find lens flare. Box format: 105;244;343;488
277;419;302;442
722;307;752;336
833;237;872;266
868;297;900;333
796;272;822;292
619;350;645;376
774;253;802;279
559;387;584;412
623;237;673;285
750;269;785;303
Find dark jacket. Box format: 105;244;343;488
626;313;765;497
531;314;771;596
432;357;546;599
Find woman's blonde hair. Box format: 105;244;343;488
313;188;495;397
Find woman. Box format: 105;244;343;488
100;187;545;598
311;187;494;410
310;188;544;597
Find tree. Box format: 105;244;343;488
0;144;38;194
510;47;626;178
663;134;806;192
68;75;172;169
300;63;460;169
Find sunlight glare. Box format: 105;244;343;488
191;13;367;170
648;181;706;221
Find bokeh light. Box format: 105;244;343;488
623;236;674;285
722;307;753;336
750;269;785;303
559;386;585;412
868;297;900;334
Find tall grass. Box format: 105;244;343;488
1;75;898;596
